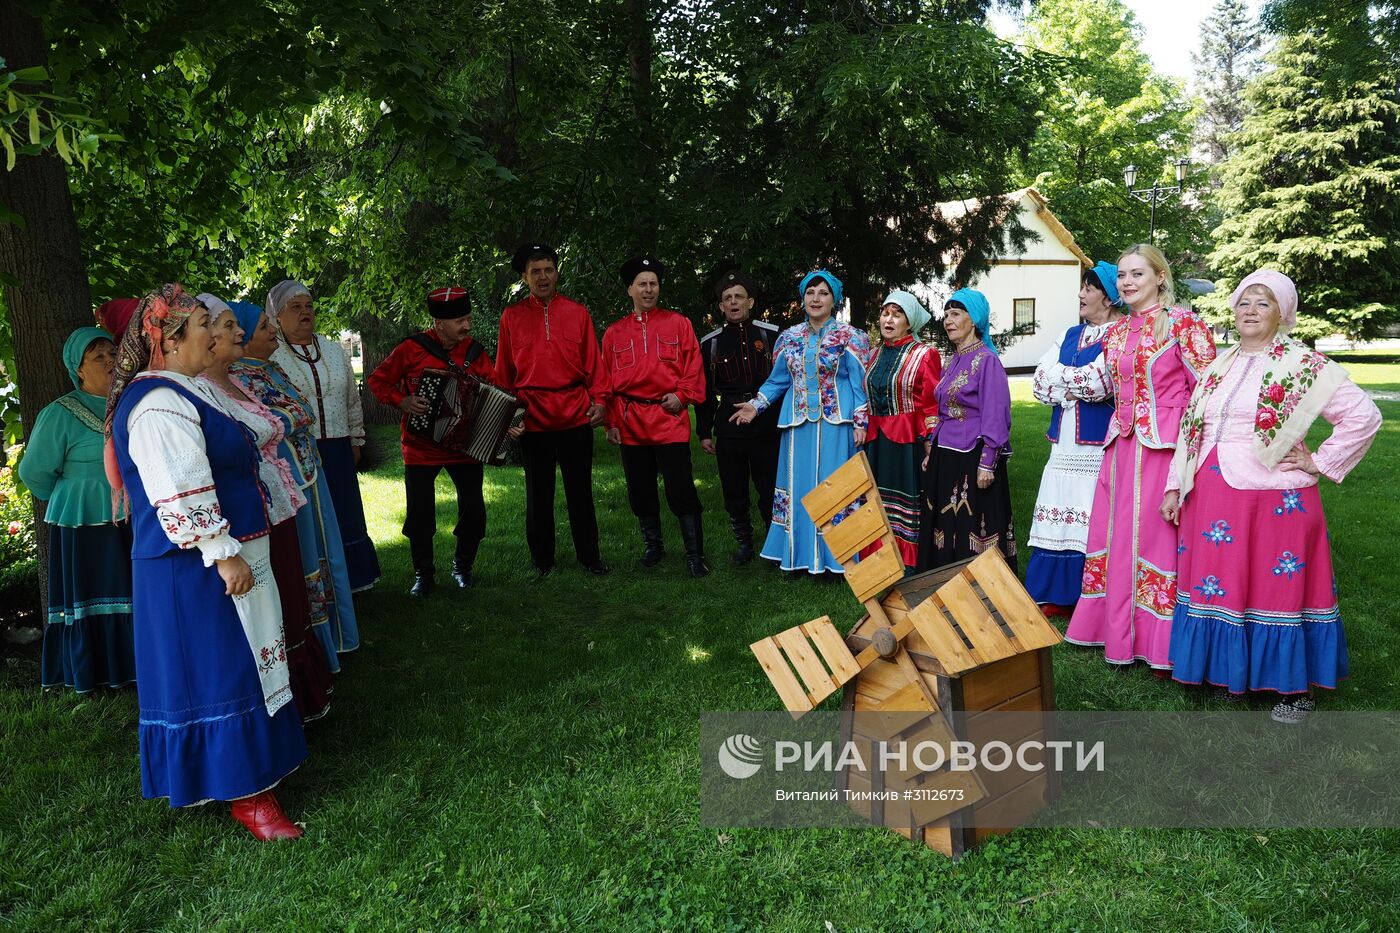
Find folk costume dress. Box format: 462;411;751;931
232;347;360;669
917;342;1015;571
200;374;334;722
750;317;872;574
1065;306;1217;668
863;334;941;567
1025;321;1115;606
113;371;306;807
1167;336;1379;695
271;317;380;592
496;291;608;571
20;328;135;693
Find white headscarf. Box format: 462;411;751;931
266;279;312;335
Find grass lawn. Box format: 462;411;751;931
3;363;1399;930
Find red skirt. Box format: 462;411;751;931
270;519;334;721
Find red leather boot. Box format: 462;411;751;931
230;791;303;841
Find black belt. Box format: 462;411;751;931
619;394;663;406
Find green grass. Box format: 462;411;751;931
3;365;1399;930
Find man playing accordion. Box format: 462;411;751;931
368;287;496;597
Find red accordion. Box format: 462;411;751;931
406;369;525;465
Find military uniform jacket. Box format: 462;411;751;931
695;318;782;440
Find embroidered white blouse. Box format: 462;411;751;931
124;372;246;565
198;375;307;526
1031;321;1114;409
271;335;365;445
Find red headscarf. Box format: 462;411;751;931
94;299;140;339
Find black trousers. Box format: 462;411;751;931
402;461;485;571
620;442;703;519
716;433;780;524
520;425;601;568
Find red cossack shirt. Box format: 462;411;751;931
495;293;606;432
601;308;706;446
367;329;496;465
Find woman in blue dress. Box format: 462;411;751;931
731;270;871;575
105;284;307;840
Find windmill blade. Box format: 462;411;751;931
750;616;862;716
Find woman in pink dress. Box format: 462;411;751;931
1065;245;1217;669
1161;270;1380;722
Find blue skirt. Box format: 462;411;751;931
1025;547;1085;607
40;522;137;693
761;419;855;574
317;438;381;592
295;473;360;669
133;548;307;807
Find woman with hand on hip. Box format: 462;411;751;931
730;270;871;576
1162;270;1380;722
1065;244;1217;671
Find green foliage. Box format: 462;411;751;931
1014;0;1203;267
0;55;112;177
0;453;37;575
1191;0;1262;168
1209;30;1400;342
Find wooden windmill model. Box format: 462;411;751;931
749;452;1064;858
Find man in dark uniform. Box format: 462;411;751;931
695;270;781;565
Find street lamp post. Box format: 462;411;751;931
1124;158;1191;242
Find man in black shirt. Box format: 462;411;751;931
695;271;781;565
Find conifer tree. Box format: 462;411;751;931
1192;0;1262;169
1210;30;1400;341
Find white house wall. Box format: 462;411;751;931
918;197;1086;372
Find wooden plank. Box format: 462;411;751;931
802;618;861;684
801;454;874;527
970;551;1062;650
908;770;988;827
936;574;1016;664
857;658;910;697
893;645;943;714
774;626;840;705
918;821;956;858
974;729;1047;800
822;500;889;563
960;651;1042;710
851;614;916;668
749;637;813;714
906;599;980;674
971;772;1051;834
846;543;904;603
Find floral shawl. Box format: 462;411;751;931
1171;335;1348;501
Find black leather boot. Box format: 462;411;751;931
679;513;711;578
408;539;434;597
728;514;755;566
639;516;665;567
451;543;476;589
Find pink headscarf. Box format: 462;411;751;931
1229;269;1298;332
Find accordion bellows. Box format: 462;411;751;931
407;368;525;465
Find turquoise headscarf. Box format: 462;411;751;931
63;326;114;390
1085;260;1122;307
881;290;931;337
230;301;264;346
945;288;996;353
798;270;843;314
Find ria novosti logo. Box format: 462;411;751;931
717;734;763;779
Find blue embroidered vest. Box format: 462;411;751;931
113;376;270;559
1047;324;1113;445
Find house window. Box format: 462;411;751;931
1013;298;1035;329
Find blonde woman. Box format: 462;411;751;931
1065;245;1217;670
1162;270;1380;721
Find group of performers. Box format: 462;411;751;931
18;236;1381;841
1023;247;1381;725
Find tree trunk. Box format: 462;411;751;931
1;2;95;609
